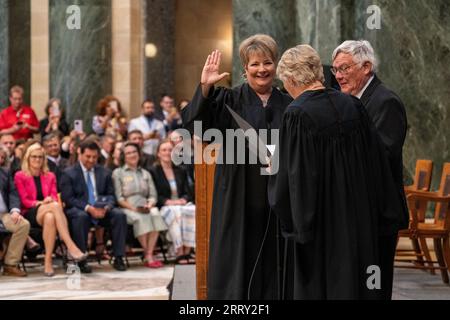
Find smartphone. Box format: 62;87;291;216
136;206;150;214
16;120;24;126
74;120;83;133
51;101;60;116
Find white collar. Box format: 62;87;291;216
356;75;375;99
101;149;109;159
79;162;94;173
47;155;61;163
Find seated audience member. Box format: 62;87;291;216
165;98;184;133
0;144;10;170
169;130;194;199
14;139;26;160
155;94;174;122
43;132;69;186
14;143;87;277
127;130;156;170
106;141;124;171
98;134;116;166
39;98;70;138
151;139;195;264
0;142;39;255
92;96;128;139
0;134;21;176
128;100;166;156
60;140;128;273
61;130;87;159
0;86;39;140
113;142;167;268
0;167;30;277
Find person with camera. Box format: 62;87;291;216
0;86;39;140
112;142;167;268
92;96;128;140
39;98;70;138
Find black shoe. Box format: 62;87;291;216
26;243;41;254
78;260;92;274
112;257;127;271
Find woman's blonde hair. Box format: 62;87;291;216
277;44;325;87
21;143;49;175
239;34;278;68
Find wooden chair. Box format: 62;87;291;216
397;160;434;271
404;159;433;193
396;163;450;283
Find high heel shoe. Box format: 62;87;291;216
95;242;111;264
44;271;55;277
67;251;88;263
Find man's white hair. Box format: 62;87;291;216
332;40;378;73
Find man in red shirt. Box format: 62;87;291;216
0;86;39;140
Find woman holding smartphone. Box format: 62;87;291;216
39;98;70;138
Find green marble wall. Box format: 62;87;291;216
50;0;112;132
232;0;450;188
0;0;31;108
353;0;450;188
232;0;298;85
143;0;175;105
295;0;342;65
0;0;9;108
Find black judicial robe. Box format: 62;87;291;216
269;89;404;299
182;83;292;300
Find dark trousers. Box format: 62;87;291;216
378;234;398;300
66;207;127;257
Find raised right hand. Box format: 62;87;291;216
201;50;230;88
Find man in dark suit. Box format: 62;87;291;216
0;168;29;277
332;40;408;300
60;140;127;273
43;132;69;188
97;134;116;166
0;134;21;177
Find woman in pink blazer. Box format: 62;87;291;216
15;143;87;276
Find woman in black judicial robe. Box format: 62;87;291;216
270;45;404;299
181;35;292;300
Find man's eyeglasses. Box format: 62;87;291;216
330;63;359;76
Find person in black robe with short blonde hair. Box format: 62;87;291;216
182;34;292;300
269;45;405;299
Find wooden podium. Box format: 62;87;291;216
194;142;217;300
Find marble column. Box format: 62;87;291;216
8;0;31;105
50;0;112;132
232;0;297;86
143;0;175;105
295;0;342;65
0;0;9;108
31;0;50;120
355;0;450;187
112;0;145;119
